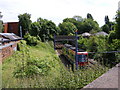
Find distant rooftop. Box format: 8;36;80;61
82;32;91;37
94;31;108;36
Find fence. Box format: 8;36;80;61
88;51;120;68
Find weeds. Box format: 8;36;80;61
2;40;108;88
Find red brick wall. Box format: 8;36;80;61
4;23;8;33
4;22;19;35
1;42;18;62
2;45;13;60
8;22;19;35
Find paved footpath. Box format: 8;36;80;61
83;63;120;89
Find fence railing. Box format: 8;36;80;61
88;51;120;68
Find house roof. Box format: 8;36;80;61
94;31;108;36
82;32;91;36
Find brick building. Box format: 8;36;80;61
0;33;22;62
4;22;19;36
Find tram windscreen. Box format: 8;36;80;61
78;55;87;62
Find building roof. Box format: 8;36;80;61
64;44;72;48
94;31;108;36
0;33;22;42
82;32;91;37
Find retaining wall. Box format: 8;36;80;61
0;41;19;62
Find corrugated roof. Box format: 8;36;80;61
0;33;22;40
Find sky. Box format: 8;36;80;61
0;0;120;26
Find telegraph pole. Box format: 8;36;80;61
20;26;22;38
75;30;78;70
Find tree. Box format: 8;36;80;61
30;22;41;36
59;22;77;35
73;15;83;22
87;13;93;20
115;11;120;39
63;18;76;23
101;15;115;34
105;15;109;25
81;19;100;34
101;24;109;33
62;17;83;34
62;15;100;34
18;13;32;36
36;17;59;41
0;12;3;33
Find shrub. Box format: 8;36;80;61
24;33;39;46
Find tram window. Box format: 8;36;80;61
78;55;87;62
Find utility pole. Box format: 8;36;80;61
20;26;22;38
54;34;56;50
0;12;3;20
75;30;78;70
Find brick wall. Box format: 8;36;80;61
0;42;18;62
3;23;8;33
8;22;19;35
3;22;19;36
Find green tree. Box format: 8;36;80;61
115;11;120;39
87;13;93;20
59;22;77;35
30;22;41;36
0;12;3;33
73;15;83;22
62;16;84;34
18;13;32;36
105;15;109;25
82;19;100;33
62;15;100;34
37;17;59;41
101;24;109;33
101;15;115;34
63;18;76;23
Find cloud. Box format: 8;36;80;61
0;0;119;26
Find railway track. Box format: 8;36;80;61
56;49;73;69
56;48;98;69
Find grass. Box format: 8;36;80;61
2;40;109;88
0;63;2;89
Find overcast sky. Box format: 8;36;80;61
0;0;120;26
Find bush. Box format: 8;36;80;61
24;33;39;45
17;40;27;51
13;56;54;78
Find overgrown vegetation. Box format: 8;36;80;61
78;35;120;67
2;8;120;89
2;40;108;88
